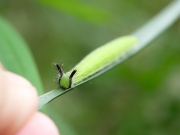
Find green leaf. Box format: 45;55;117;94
0;15;44;96
48;108;78;135
38;0;114;24
38;0;180;109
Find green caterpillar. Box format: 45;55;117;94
56;35;138;89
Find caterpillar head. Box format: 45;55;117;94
55;63;77;90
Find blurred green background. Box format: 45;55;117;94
1;0;180;134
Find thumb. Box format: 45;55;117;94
0;65;38;135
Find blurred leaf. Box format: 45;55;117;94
0;15;44;96
38;0;114;24
48;107;78;135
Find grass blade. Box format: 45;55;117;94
38;0;180;110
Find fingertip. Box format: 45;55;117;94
4;71;35;88
0;70;38;135
15;112;59;135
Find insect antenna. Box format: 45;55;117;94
69;70;77;88
55;63;63;83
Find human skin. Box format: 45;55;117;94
0;63;59;135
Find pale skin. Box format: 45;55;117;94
0;63;59;135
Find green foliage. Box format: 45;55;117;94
0;15;43;95
38;0;114;24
